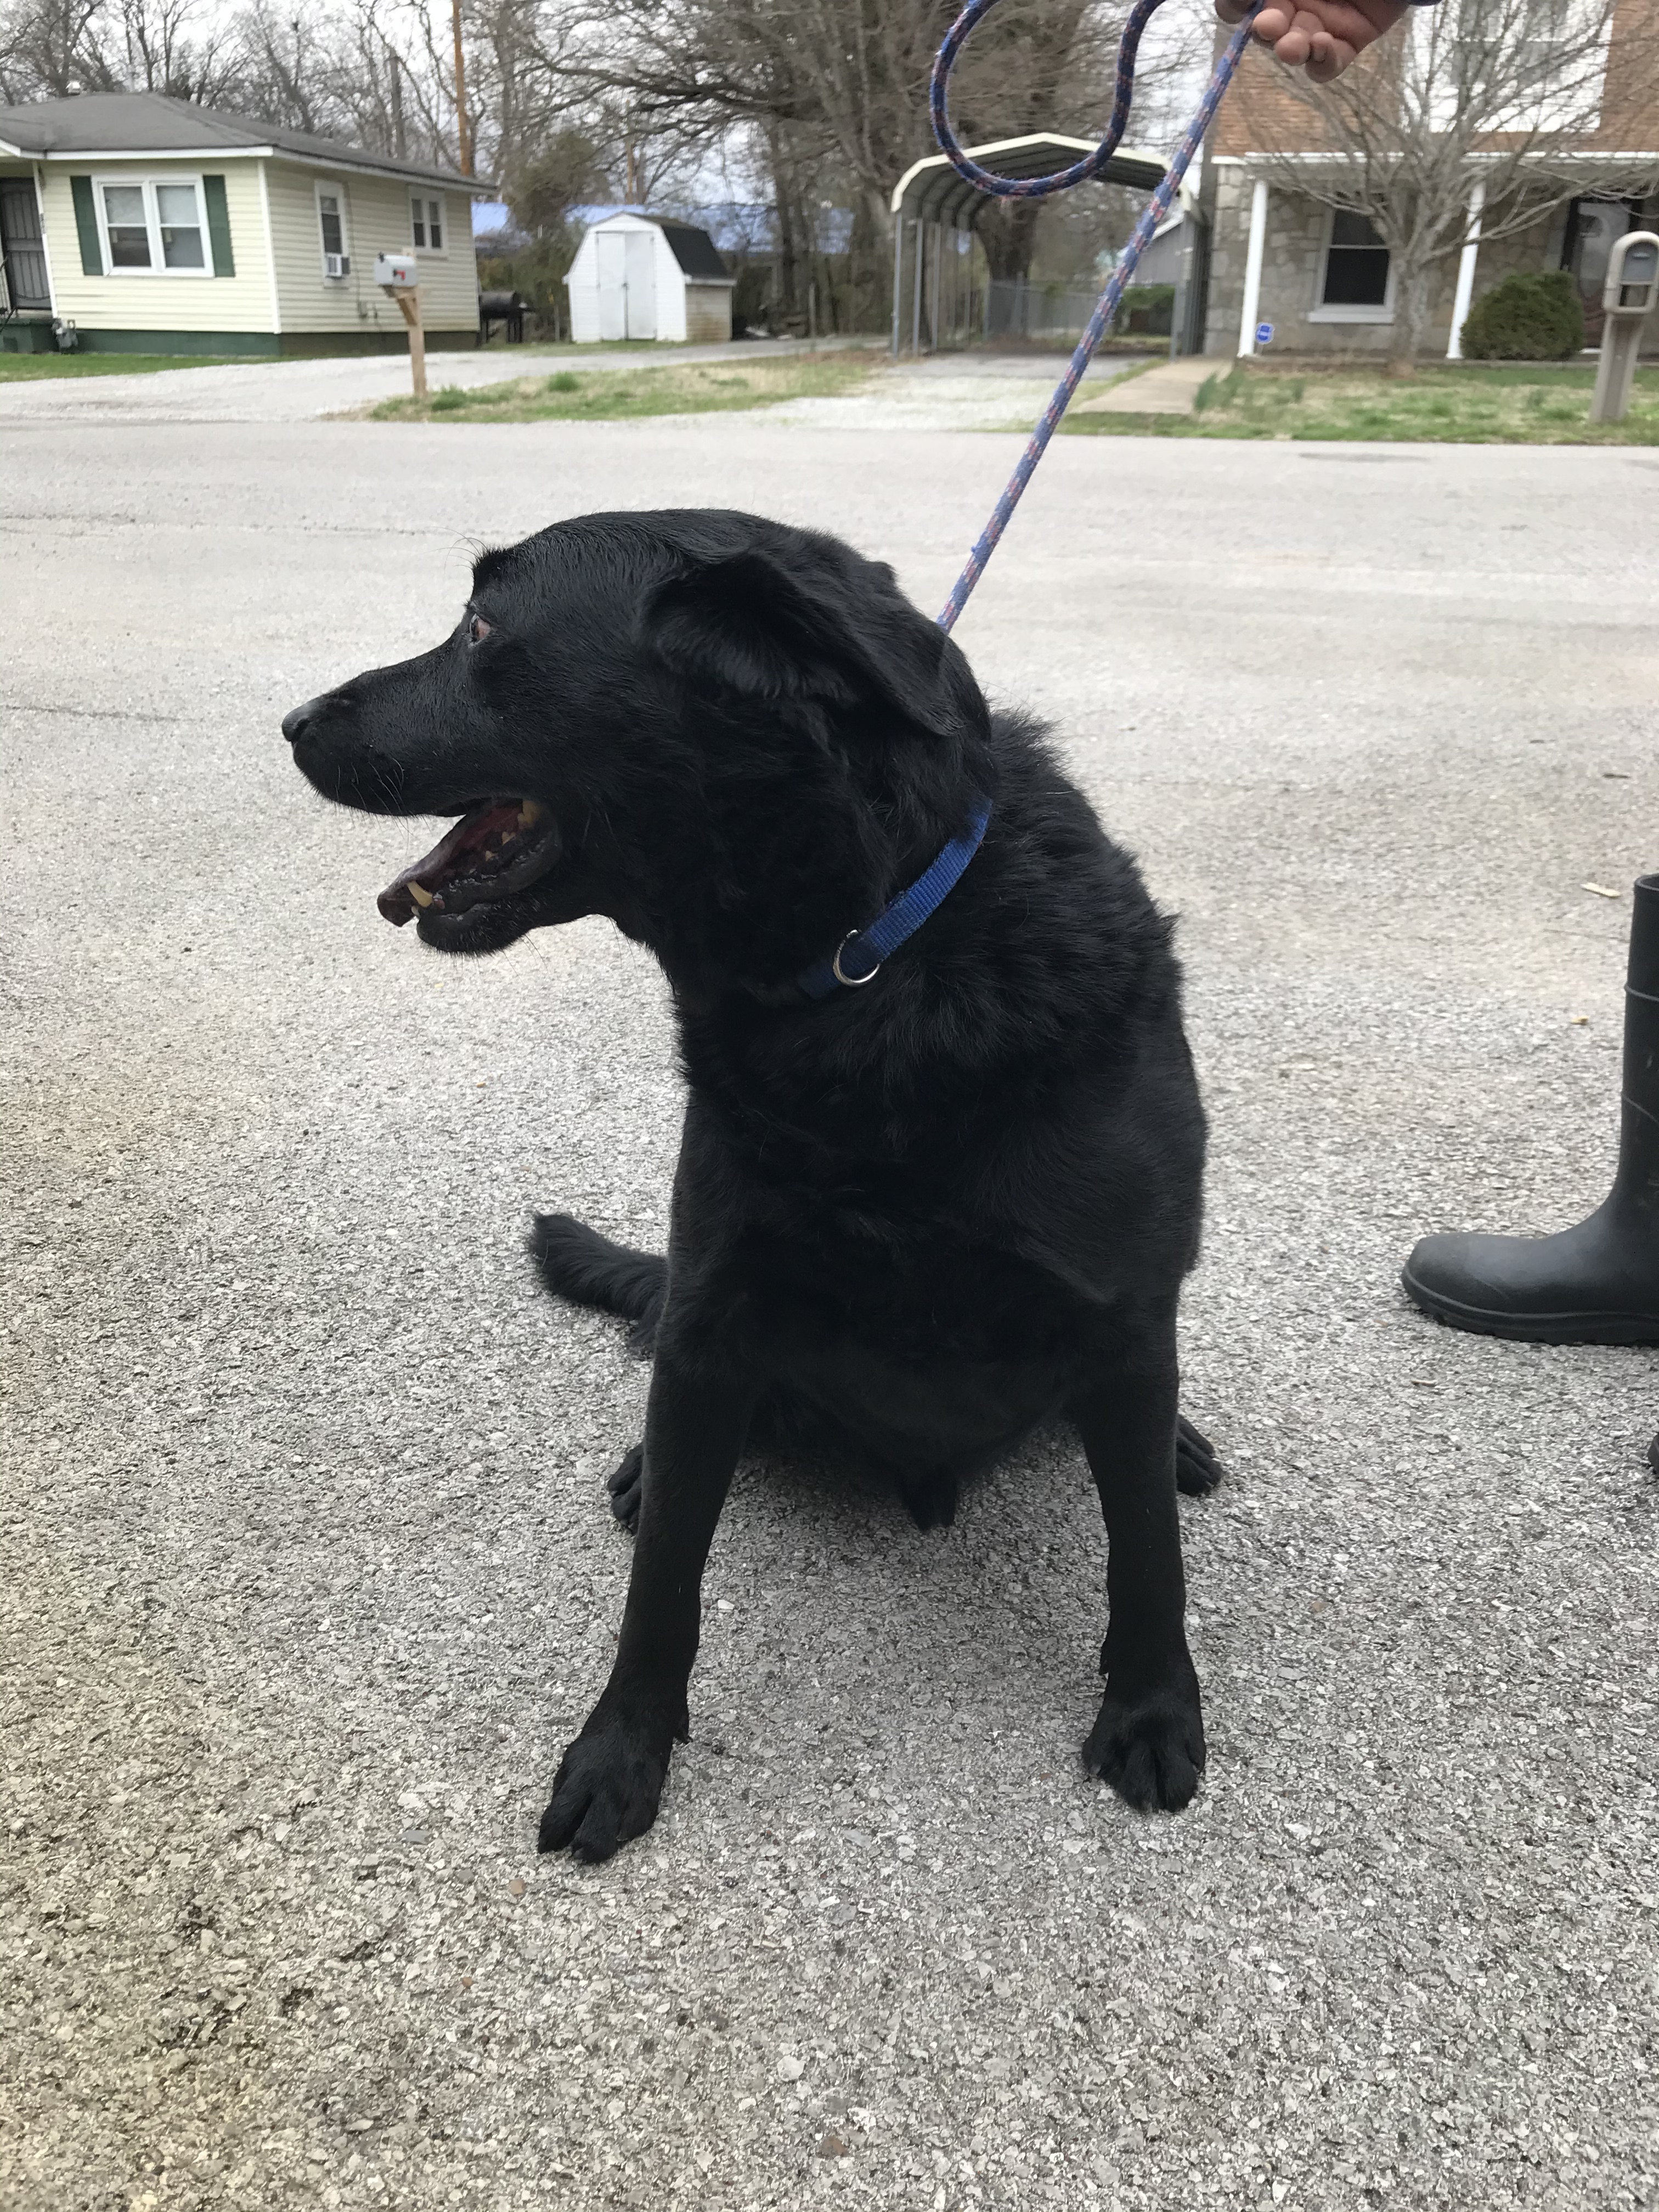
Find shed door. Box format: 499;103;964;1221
595;230;627;341
624;230;656;339
0;179;50;311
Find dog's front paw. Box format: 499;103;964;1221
606;1443;644;1532
1084;1668;1205;1812
1176;1415;1225;1496
538;1698;679;1861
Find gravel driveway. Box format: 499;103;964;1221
4;412;1656;2211
0;340;1138;433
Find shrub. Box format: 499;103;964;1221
545;371;580;392
1460;269;1585;361
1114;283;1175;337
429;385;471;412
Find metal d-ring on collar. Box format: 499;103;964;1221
797;801;991;1001
832;934;884;988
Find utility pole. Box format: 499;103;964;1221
450;0;471;176
388;47;406;161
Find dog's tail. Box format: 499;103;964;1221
528;1214;667;1347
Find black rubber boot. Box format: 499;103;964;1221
1402;875;1659;1344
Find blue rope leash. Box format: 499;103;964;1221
796;0;1261;996
930;0;1262;631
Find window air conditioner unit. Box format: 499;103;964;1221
324;252;349;279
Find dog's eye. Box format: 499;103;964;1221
466;612;493;646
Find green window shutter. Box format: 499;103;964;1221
70;175;102;274
201;174;234;276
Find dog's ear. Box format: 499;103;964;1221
643;548;983;741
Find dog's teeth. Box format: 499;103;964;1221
407;879;434;909
518;800;547;828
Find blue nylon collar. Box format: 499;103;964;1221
797;802;991;1000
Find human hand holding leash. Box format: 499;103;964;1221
1215;1;1412;82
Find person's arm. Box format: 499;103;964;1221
1215;1;1434;84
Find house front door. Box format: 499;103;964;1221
0;179;50;312
1566;199;1636;346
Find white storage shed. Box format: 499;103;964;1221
565;212;733;343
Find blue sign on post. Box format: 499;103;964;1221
1256;321;1274;346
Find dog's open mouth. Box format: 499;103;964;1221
377;798;560;927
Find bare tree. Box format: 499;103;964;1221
0;0;117;97
541;0;1157;282
115;0;243;101
232;1;336;132
1239;0;1659;369
0;0;247;99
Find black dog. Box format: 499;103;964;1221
284;509;1219;1862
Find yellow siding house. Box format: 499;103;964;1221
0;91;482;357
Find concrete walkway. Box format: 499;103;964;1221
5;419;1658;2212
772;349;1143;433
1071;354;1217;416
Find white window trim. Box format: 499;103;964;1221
1312;206;1396;324
92;171;214;278
314;178;351;280
410;191;447;257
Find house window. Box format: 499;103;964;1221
96;177;209;273
411;194;444;252
315;184;350;276
103;184;151;267
1322;211;1391;308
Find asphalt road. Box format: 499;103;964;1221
4;404;1657;2212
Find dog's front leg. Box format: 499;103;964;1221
539;1341;754;1861
1073;1322;1206;1813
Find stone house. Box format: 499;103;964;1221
1188;2;1659;360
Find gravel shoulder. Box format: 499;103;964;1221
4;420;1657;2212
0;335;864;426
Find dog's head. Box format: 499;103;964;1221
284;509;990;976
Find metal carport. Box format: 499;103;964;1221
889;133;1167;356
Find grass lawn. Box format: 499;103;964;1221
1059;361;1659;443
372;350;879;424
0;351;247;380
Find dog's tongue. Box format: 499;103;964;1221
377;800;537;927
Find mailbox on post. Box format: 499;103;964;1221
1589;231;1659;425
375;252;427;403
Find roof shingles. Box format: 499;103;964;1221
0;91;478;191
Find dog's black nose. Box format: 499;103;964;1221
282;697;328;745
